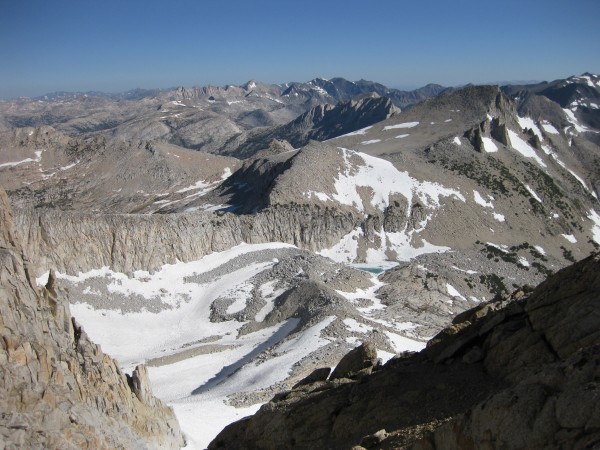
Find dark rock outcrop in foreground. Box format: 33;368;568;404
0;187;185;449
210;253;600;449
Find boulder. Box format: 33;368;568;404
330;342;379;380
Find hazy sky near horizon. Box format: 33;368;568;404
1;0;599;98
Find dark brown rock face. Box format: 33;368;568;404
0;188;185;449
209;253;600;450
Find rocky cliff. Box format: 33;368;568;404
209;252;600;450
0;188;185;449
13;203;357;275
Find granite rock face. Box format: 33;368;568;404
0;188;185;449
13;203;357;275
209;253;600;450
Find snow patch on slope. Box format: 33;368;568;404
0;149;44;168
508;130;546;167
339;125;373;137
518;116;543;140
587;210;600;244
473;190;494;208
481;137;498;153
319;227;362;263
314;149;464;265
541;121;559;135
563;108;588;133
176;168;232;193
446;283;466;301
331;148;465;214
525;185;543;203
383;122;419;130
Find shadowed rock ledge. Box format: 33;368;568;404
0;187;185;449
209;252;600;450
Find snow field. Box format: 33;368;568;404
67;248;292;366
59;242;353;449
57;239;431;449
315;148;466;266
331;148;465;214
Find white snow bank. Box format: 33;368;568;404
446;283;466;301
525;185;543;203
517;116;543;140
61;241;346;450
0;150;43;169
331;148;465;214
318;227;362;263
343;318;374;334
473;190;494;208
384;331;426;353
482;137;498;153
563;109;587;133
383;122;419;130
508;130;546;167
588;210;600;244
541;122;559;135
176;168;232;193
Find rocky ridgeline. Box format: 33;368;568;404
0;188;185;449
209;253;600;449
14;203;357;275
230;96;399;158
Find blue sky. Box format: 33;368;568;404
1;0;599;98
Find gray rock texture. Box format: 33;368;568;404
0;188;185;449
13;203;356;275
330;342;379;380
209;253;600;450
